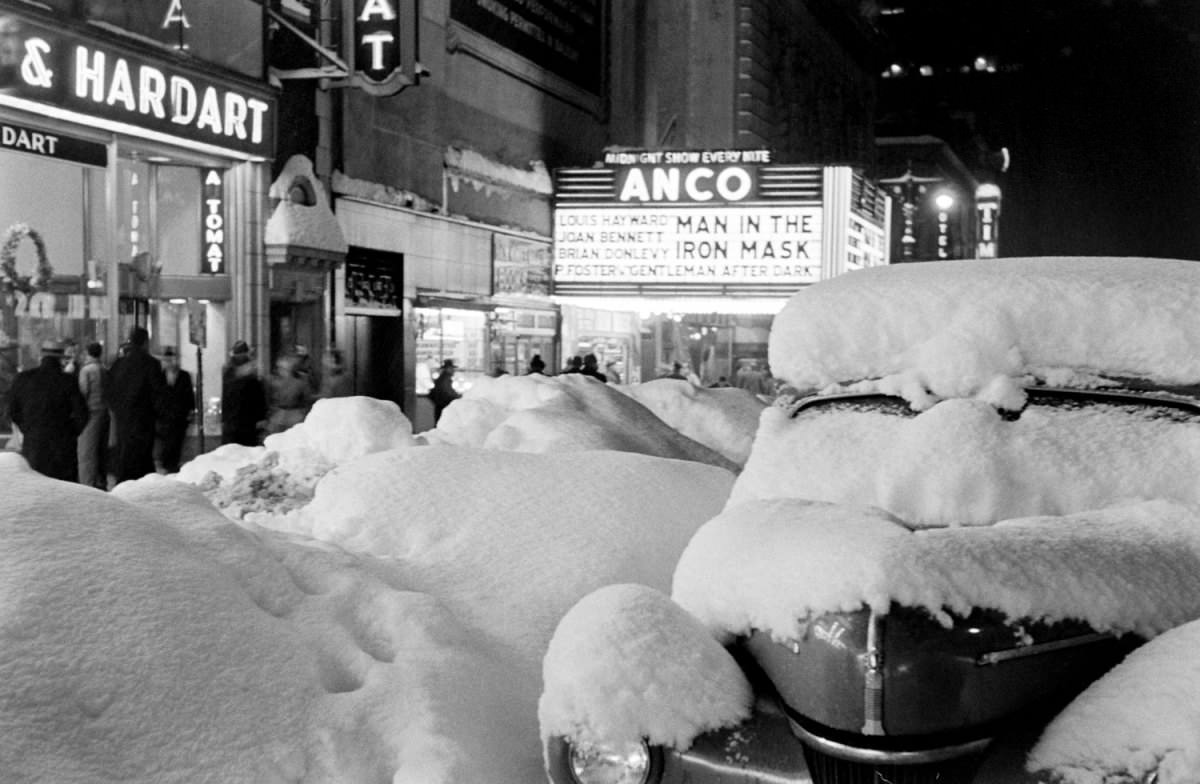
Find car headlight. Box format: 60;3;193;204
568;737;652;784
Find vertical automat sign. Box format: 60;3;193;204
349;0;419;95
201;168;225;274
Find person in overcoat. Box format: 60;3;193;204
8;340;88;482
154;346;195;474
105;326;166;483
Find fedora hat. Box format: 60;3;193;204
39;339;65;356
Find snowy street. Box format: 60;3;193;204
7;258;1200;784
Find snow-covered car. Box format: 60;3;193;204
540;258;1200;784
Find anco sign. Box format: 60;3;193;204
0;14;274;157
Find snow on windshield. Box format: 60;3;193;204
768;257;1200;408
730;395;1200;527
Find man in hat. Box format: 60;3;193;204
221;340;267;446
154;346;195;474
105;326;166;483
428;359;461;423
7;339;88;481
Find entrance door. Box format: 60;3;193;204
345;313;405;408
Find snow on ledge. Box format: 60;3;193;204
672;498;1200;643
769;257;1200;407
264;155;349;255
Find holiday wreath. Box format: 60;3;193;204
0;222;54;295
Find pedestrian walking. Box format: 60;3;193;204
527;354;546;375
580;353;607;382
319;347;351;398
76;341;109;488
106;326;166;483
8;339;87;482
221;341;268;446
428;359;460;423
266;352;312;434
154;347;195;474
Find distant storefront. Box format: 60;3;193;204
0;2;275;444
551;149;891;384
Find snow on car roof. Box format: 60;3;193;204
768;257;1200;407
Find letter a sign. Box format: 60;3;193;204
350;0;418;95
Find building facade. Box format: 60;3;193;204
0;0;276;447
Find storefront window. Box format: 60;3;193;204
414;307;488;394
0;148;107;438
154;166;203;275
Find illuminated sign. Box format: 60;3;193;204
975;184;1001;259
346;0;419;95
554;206;822;287
0;119;106;166
201;169;225;274
847;215;886;270
0;13;275;157
554;151;826;294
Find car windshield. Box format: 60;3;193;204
727;389;1200;528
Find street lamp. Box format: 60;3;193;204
934;191;955;259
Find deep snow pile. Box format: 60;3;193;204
424;373;740;472
1028;618;1200;784
260;447;736;665
619;378;766;468
769;257;1200;409
0;454;536;784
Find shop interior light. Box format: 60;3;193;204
168;298;187;304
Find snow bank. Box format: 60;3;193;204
260;446;737;665
730;396;1200;527
620;378;766;468
426;373;739;472
769;257;1200;406
673;498;1200;641
0;455;543;783
1028;619;1200;784
539;584;752;748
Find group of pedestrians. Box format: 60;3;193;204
4;326;358;485
6;326;196;487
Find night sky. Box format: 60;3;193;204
877;0;1200;260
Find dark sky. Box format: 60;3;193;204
877;1;1200;260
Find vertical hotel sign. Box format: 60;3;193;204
0;12;275;158
202;169;225;274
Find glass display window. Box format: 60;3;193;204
414;307;488;395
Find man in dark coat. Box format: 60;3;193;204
428;359;460;423
221;340;268;446
105;326;166;483
8;340;88;482
154;346;195;473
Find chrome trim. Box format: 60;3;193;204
787;716;993;765
976;631;1116;665
861;608;884;736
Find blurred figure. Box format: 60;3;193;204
76;341;109;488
580;353;607;382
8;339;87;482
605;359;622;384
266;352;312;434
527;354;546;375
707;375;732;388
106;326;166;483
155;347;195;474
663;362;687;380
221;341;268;446
319;347;351;398
563;355;583;374
428;359;460;423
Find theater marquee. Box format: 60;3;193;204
552;150;890;296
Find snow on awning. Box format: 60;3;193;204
264;154;349;262
444;146;553;197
